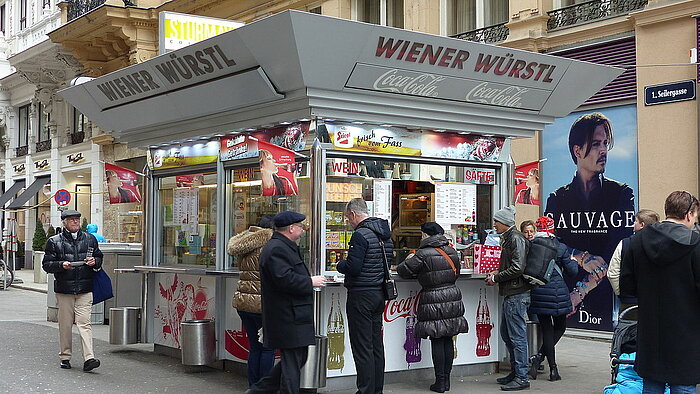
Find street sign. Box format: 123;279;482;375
644;80;696;106
54;189;71;206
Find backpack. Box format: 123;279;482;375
522;237;559;286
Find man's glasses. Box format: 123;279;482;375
65;217;81;222
684;191;696;217
292;223;309;231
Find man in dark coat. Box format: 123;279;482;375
337;198;393;394
621;191;700;392
42;209;103;372
486;205;532;391
247;211;326;394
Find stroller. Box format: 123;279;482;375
610;305;638;383
604;306;641;394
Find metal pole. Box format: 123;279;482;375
309;138;326;333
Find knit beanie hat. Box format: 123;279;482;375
493;205;516;227
420;222;444;236
535;216;555;234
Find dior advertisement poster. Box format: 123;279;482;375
542;104;638;331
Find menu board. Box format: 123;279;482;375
373;180;392;221
434;183;477;225
173;188;199;234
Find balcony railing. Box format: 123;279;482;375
36;140;51;152
15;145;28;157
451;22;509;44
67;0;135;22
547;0;648;31
71;131;85;145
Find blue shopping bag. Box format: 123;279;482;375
92;268;114;304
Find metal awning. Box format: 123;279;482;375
59;10;624;148
7;176;50;209
0;179;26;207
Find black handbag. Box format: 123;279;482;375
379;239;398;300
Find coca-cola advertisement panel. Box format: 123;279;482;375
153;273;216;349
320;279;499;376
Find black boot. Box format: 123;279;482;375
444;372;450;391
549;365;561;381
528;354;542;380
430;375;447;393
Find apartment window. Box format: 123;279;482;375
18;105;29;147
73;108;87;134
1;4;6;35
356;0;403;28
38;103;50;142
448;0;476;35
19;0;27;29
485;0;508;26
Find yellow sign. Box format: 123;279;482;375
148;141;220;170
159;11;244;53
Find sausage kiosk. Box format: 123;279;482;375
59;10;622;390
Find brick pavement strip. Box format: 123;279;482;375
0;285;613;393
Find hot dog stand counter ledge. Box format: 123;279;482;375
59;10;621;390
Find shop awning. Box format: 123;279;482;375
7;176;50;209
59;11;624;147
0;179;26;207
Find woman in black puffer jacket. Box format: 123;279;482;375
528;216;578;382
397;222;469;393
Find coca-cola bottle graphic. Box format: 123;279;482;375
327;293;345;370
404;292;422;365
476;288;493;357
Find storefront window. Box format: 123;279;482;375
324;157;494;271
227;161;311;268
158;172;218;266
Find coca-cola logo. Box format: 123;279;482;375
373;69;445;98
383;293;420;323
465;82;528;108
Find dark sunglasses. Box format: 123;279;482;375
684;191;697;217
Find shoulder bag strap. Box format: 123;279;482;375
378;238;392;280
435;247;457;274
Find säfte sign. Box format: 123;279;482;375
464;167;496;185
644;80;696;106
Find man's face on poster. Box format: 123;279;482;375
574;125;609;175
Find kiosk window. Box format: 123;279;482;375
324;157;494;271
158;172;217;266
226;161;311;268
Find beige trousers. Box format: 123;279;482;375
56;292;94;362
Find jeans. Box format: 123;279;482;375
643;379;697;394
346;289;386;394
501;292;530;380
238;311;275;387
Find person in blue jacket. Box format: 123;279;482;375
528;216;578;382
86;224;107;243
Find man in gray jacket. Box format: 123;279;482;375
486;206;532;391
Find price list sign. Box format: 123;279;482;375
435;183;477;225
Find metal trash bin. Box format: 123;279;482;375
526;320;542;358
180;319;216;365
300;335;328;389
109;307;141;345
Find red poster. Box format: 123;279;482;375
105;163;141;204
175;174;205;187
514;160;540;206
258;140;298;196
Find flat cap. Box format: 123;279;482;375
61;209;82;220
420;222;444;236
273;211;306;228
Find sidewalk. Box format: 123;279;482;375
5;275;614;393
12;268;48;293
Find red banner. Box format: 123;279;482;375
514;160;540;206
105;163;141;204
176;174;205;187
258;140;298;196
